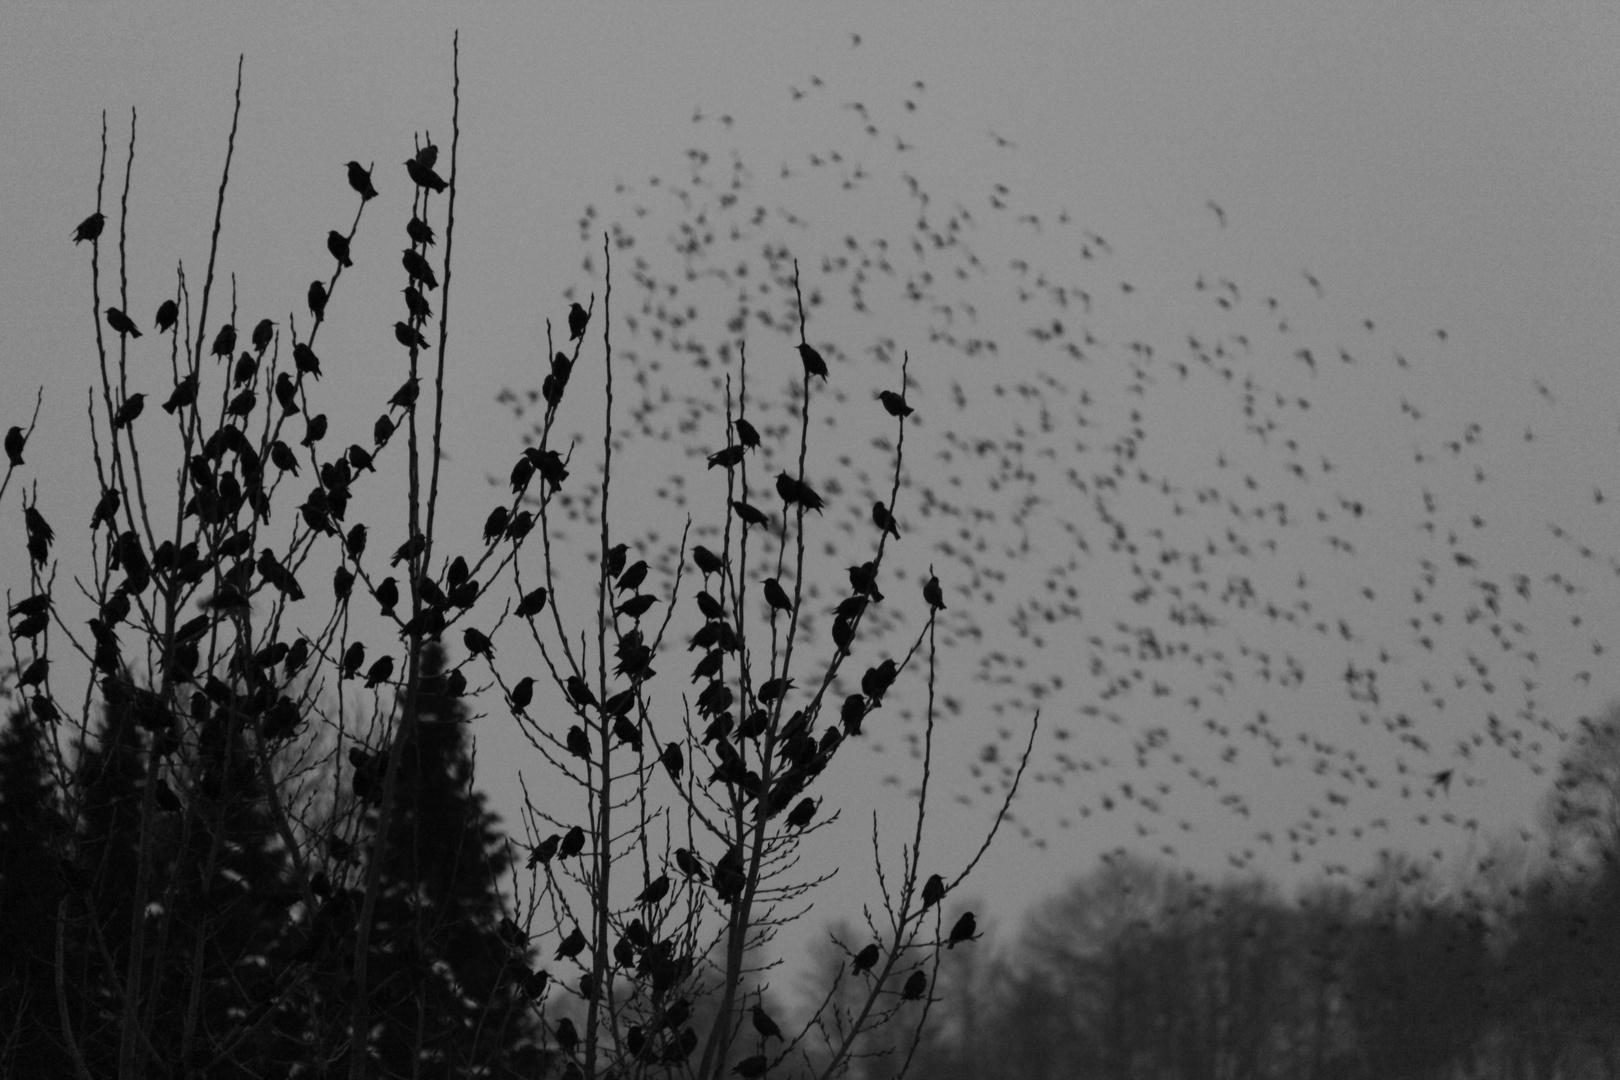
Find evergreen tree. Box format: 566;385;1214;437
340;643;538;1078
0;707;74;1077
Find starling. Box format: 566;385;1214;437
851;943;881;974
616;559;649;593
373;576;398;615
861;659;897;702
72;211;106;244
750;1004;782;1042
394;321;428;351
363;655;395;689
567;302;589;341
340;641;366;680
17;656;49;689
327;230;353;268
373;413;394;449
106;308;142;338
921;874;944;911
275;372;300;415
463;626;494;659
308;280;328;318
797;341;828;380
509;676;535;710
405;157;448;193
848;562;883;601
210;323;236;359
389;376;420;411
775;472;824;514
616;594;658;620
345;160;378;200
402;248;438;289
159;375;196;417
872;502;900;538
155;299;180;333
732;500;769;528
762;577;794;614
303;413;330;447
251;318;274;354
226;389;256;418
4;426;26;466
693;545;723;575
922;573;946;611
565;674;597;709
636;874;670;906
334;565;354;601
733;417;761;448
901;971;928;1000
566;725;591;759
559;825;586;857
506;510;535;540
785;797;816;830
674;847;706;880
878;389;913;417
402;285;433;321
89;488;120;531
529;834;561;866
555;1017;580;1054
605;542;629;579
661;742;683;781
707;445;746;470
233;351;258;387
293;343;323;379
391;534;425;567
406;215;435;246
946;911;976;948
112;393;146;430
346;444;375;473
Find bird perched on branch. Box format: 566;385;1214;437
878;389;913;417
798;342;828;380
568;302;589;341
775;472;825;514
5;426;26;467
72;212;105;244
327;231;353;268
155;300;179;333
308;280;328;318
405;155;448;193
345;160;378;201
211;324;235;359
947;911;977;948
112;394;146;430
106;308;142;339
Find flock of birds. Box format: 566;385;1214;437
486;39;1620;915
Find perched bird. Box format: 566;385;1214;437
293;343;322;379
762;577;794;615
693;545;724;575
636;874;670;906
947;911;977;948
568;302;589;341
775;472;824;513
5;426;26;467
922;573;945;611
509;676;535;710
616;559;649;593
373;576;398;615
798;341;829;380
72;212;106;244
566;674;597;709
233;352;258;387
394;321;429;351
391;534;425;567
872;502;900;538
89;488;120;531
251;318;274;354
226;389;256;418
341;641;366;680
559;825;586;857
210;323;236;359
406;216;435;247
346;444;375;473
732;500;770;528
616;594;658;620
154;299;180;333
733;417;761;449
901;971;928;1000
566;726;591;759
785;797;817;830
529;834;561;866
402;285;433;322
661;742;684;782
734;1055;768;1079
389;376;421;411
275;372;300;415
707;444;746;471
364;655;395;689
750;1004;782;1042
921;873;944;911
463;627;494;659
852;943;881;974
605;542;629;579
848;562;883;602
405;156;448;193
878;389;913;417
105;308;142;338
333;565;354;601
303;413;330;447
308;280;328;318
674;847;706;881
112;394;146;430
345;160;378;201
555;926;586;961
402;249;438;290
372;413;394;449
327;230;353;268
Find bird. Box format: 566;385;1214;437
878;389;913;417
559;825;586;857
4;426;25;467
293;343;322;379
785;797;817;829
345;160;378;200
732;501;770;528
516;586;549;617
406;216;435;247
373;576;398;615
340;642;366;680
303;413;330;447
920;873;944;911
733;1056;768;1079
871;502;900;538
394;321;429;351
389;376;420;411
251;318;274;354
72;212;105;245
372;413;393;449
946;911;977;948
617;559;650;593
402;285;433;321
363;655;394;689
750;1004;782;1042
798;342;828;380
566;674;597;709
391;534;424;568
775;472;825;514
327;230;353;267
210;324;235;359
901;971;928;1000
112;394;146;430
161;374;198;416
568;302;589;341
405;156;448;193
693;546;724;575
308;280;328;318
762;577;794;615
463;627;495;658
708;445;746;470
566;726;591;759
851;943;881;973
509;676;535;710
88;488;120;531
554;926;586;961
636;875;670;906
674;847;706;881
734;418;761;448
154;300;179;333
105;308;142;338
922;573;946;611
616;594;658;620
402;249;438;290
275;373;300;415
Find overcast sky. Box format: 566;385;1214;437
7;5;1620;967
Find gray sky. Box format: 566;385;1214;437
7;5;1620;968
